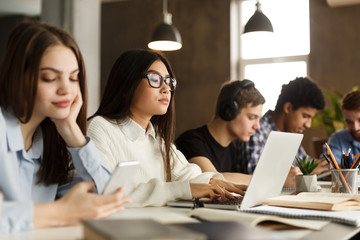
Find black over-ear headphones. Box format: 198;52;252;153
218;79;254;121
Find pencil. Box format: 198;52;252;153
346;148;351;157
325;143;351;192
350;153;360;169
325;143;339;169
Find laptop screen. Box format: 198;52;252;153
167;131;303;210
240;131;303;210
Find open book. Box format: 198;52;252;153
188;208;328;230
262;192;360;211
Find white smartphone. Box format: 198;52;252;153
102;161;140;195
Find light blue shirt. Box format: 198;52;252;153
0;108;111;232
323;129;360;165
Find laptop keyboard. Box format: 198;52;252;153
201;197;243;206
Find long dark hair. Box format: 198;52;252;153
90;49;176;182
0;21;87;185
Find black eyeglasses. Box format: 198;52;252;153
142;73;177;91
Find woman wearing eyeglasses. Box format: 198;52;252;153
88;49;246;207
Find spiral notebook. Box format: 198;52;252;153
242;205;360;227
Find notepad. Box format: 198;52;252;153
262;192;360;211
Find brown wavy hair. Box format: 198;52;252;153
342;90;360;111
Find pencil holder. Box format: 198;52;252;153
295;175;318;193
331;169;359;194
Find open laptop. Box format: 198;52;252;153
167;131;303;210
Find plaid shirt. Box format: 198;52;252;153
244;110;309;174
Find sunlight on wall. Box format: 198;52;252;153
240;0;309;115
241;0;310;59
245;61;307;114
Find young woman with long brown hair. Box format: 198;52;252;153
0;22;130;232
88;49;246;207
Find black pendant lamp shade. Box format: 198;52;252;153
148;22;182;51
243;1;273;34
148;0;182;51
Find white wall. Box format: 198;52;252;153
0;0;41;16
42;0;101;116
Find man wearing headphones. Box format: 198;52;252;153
175;80;264;185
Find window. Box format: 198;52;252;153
231;0;310;113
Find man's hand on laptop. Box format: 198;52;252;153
311;158;330;175
283;166;301;188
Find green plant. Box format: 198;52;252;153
296;156;320;175
312;86;358;136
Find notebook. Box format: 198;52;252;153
242;205;360;227
167;131;303;210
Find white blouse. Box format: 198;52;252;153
87;116;223;207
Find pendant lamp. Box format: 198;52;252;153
148;0;182;51
243;0;273;34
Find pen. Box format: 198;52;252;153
350;153;360;169
341;154;350;169
341;154;346;168
322;154;334;169
349;153;354;167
